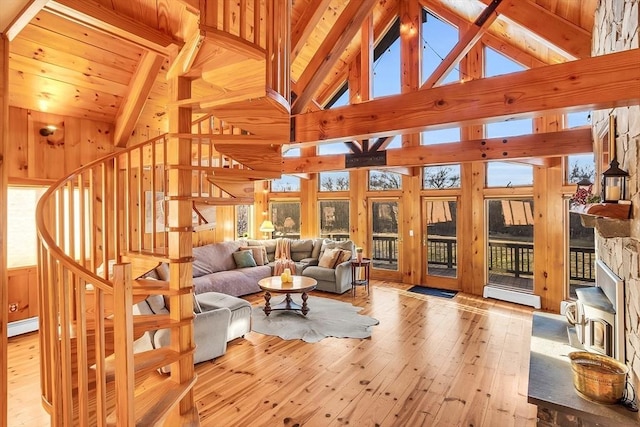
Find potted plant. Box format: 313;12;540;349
355;247;363;262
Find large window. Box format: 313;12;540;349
269;201;301;238
422;11;459;86
319;171;349;191
270;176;301;192
319;200;349;240
423;165;460;189
487;199;534;292
487;162;533;187
7;187;47;268
236;205;252;238
369;170;402;190
373;20;401;98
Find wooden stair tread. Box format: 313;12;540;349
82;315;193;337
205;176;255;199
106;374;198;426
189;196;255;205
133;278;190;296
95;347;194;382
208;168;281;180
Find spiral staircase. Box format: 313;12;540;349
35;1;290;425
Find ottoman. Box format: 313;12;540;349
196;292;252;341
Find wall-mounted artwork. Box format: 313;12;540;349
145;191;165;233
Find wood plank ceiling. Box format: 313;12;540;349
4;0;598;145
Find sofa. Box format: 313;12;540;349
164;238;357;296
133;291;252;372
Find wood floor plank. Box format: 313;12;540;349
7;281;539;427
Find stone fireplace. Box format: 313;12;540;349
592;0;640;400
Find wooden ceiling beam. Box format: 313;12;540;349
291;0;378;114
114;51;164;147
293;49;640;144
422;0;505;89
479;0;591;59
291;0;332;61
284;128;592;173
45;0;182;56
3;0;49;41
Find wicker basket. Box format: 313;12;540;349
569;351;628;404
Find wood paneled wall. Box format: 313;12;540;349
1;33;10;427
7;107;115;182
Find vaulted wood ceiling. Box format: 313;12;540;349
3;0;599;146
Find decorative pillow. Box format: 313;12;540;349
338;250;352;264
233;250;257;268
318;247;341;268
239;246;266;266
155;263;170;281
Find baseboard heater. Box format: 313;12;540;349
8;317;39;338
483;285;541;309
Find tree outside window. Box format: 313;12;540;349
270;201;301;238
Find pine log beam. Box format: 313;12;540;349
293;49;640;144
478;0;591;59
114;52;165;147
291;0;332;61
291;0;378;114
284;128;592;173
422;0;504;89
45;0;182;55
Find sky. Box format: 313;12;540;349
276;11;594;190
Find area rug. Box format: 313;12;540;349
407;285;458;299
251;296;379;343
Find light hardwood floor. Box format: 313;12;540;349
8;281;538;426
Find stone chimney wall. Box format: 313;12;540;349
592;0;640;389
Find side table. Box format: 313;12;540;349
350;258;371;296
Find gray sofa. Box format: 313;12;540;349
172;238;356;296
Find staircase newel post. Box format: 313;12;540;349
112;263;135;426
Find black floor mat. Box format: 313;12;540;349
407;286;458;299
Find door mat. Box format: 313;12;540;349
407;286;458;299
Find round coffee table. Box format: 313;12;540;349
258;275;317;316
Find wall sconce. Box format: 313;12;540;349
39;125;57;136
601;159;628;203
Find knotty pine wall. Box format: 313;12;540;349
7;107;115;182
5;107;116;323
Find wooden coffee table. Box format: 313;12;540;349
257;275;317;316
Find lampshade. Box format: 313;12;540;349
259;220;275;232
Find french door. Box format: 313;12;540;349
422;198;459;290
368;198;402;281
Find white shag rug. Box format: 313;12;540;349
251;296;379;343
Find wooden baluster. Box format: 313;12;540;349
112;263;134;426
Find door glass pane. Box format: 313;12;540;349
269;201;301;239
568;211;595;298
426;200;457;278
371;200;399;271
319;200;349;241
487;199;534;292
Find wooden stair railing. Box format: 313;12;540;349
35;2;291;422
35;116;281;425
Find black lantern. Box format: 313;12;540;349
601;158;628;203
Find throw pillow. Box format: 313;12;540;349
318;247;341;268
239;246;266;266
338;250;352;264
233;250;257;268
